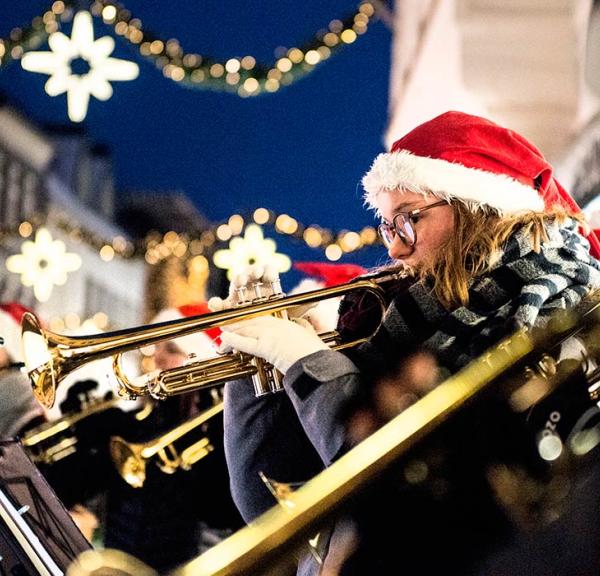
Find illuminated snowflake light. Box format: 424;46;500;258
6;228;82;302
21;11;139;122
213;224;291;280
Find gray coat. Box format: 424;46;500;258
0;367;45;438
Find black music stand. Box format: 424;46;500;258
0;438;92;575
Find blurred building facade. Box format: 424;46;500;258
0;99;225;333
116;191;227;321
386;0;600;219
0;102;145;328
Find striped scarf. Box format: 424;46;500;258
350;218;600;377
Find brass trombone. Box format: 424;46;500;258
22;272;397;408
110;399;224;488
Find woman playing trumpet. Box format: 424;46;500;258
209;111;600;575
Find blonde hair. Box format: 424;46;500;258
392;203;582;309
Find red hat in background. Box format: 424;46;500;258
362;110;600;258
291;263;367;333
293;262;367;287
0;302;35;363
151;302;221;357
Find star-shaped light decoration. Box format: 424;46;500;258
213;224;291;280
21;10;139;122
6;228;82;302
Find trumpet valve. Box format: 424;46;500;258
234;282;249;304
250;357;284;396
251;280;265;300
234;276;248;306
269;277;283;296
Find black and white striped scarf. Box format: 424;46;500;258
349;218;600;376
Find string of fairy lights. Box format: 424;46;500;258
3;209;382;328
4;208;381;265
0;0;378;97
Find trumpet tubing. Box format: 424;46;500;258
143;330;345;398
180;437;214;470
22;396;122;465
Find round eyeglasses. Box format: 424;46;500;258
377;200;449;248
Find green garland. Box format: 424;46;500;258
0;0;380;96
93;0;377;96
0;6;60;67
2;207;381;264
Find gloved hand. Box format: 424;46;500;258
219;315;329;374
208;263;316;320
208;263;282;312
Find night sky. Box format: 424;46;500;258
0;1;393;282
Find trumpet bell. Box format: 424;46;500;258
110;436;146;488
21;312;57;408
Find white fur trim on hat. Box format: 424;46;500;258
151;309;215;359
362;150;545;215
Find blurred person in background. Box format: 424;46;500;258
0;302;46;438
0;302;100;541
103;303;243;572
290;262;367;334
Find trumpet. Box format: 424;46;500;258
110;400;224;488
22;395;122;465
22;271;397;408
22;394;152;465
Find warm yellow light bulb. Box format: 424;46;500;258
340;29;357;44
276;58;292;73
100;245;115;261
102;5;117;21
325;244;342;261
253;208;270;224
225;58;241;73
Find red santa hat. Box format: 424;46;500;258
151;302;221;358
362;110;600;258
0;302;35;363
293;262;367;287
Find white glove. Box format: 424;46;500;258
208;264;281;312
208;263;316;320
219;316;329;374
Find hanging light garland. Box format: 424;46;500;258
1;211;380;319
7;213;137;260
1;208;381;272
0;1;379;99
0;5;62;69
92;0;377;96
132;208;381;263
